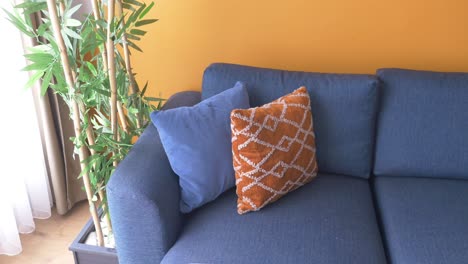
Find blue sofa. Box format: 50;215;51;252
107;63;468;264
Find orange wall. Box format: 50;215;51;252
133;0;468;99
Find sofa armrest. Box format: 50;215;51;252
107;91;201;264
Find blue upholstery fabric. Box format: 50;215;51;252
151;82;250;213
374;176;468;264
108;91;201;264
161;91;201;110
162;174;387;264
374;69;468;179
202;63;380;178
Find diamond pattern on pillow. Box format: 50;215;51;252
231;87;318;214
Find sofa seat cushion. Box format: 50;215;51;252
162;174;387;264
374;176;468;264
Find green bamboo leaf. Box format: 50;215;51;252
144;96;165;102
51;62;66;88
95;19;107;29
65;18;81;27
123;0;144;7
130;28;146;36
128;4;146;25
24;52;53;63
14;1;46;9
22;53;53;71
13;2;34;8
126;40;143;52
25;71;44;89
65;4;82;18
126;34;141;41
156;100;163;109
115;16;127;40
95;27;107;42
106;136;133;147
2;8;35;38
23;53;53;71
121;3;135;11
128;107;139;114
37;22;49;36
90;118;103;130
41;70;53;96
140;81;148;96
89;143;105;152
135;19;158;27
78;64;91;83
63;27;82;40
19;2;48;15
139;2;154;19
79;21;93;42
115;15;126;30
120;22;133;41
28;4;47;15
90;86;111;97
86;62;98;76
78;158;94;178
43;33;59;51
27;44;51;54
60;30;73;50
95;112;111;127
23;62;47;71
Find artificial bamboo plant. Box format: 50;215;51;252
5;0;161;247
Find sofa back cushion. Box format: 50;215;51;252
202;63;380;179
374;68;468;179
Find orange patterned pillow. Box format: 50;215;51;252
231;87;318;214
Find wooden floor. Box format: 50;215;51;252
0;201;89;264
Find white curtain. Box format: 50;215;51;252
0;2;52;256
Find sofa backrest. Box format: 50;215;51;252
202;63;380;179
374;68;468;179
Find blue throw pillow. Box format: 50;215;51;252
151;82;250;213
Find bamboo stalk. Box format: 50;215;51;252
72;67;114;236
84;117;114;235
115;0;137;94
88;2;126;234
90;0;102;24
98;189;113;235
73;31;115;242
76;90;114;235
116;0;142;129
78;101;113;234
117;102;129;132
71;103;104;248
46;0;104;247
106;0;119;167
58;1;65;14
89;0;109;72
115;0;138;95
89;0;129;133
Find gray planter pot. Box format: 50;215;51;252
69;217;118;264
